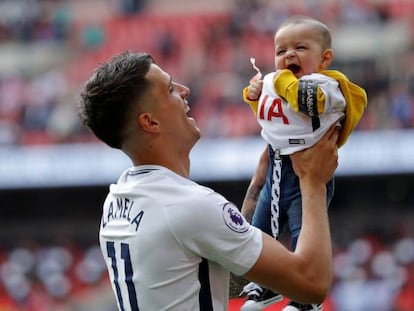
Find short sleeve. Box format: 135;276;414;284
165;191;263;276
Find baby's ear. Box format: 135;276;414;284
321;49;334;69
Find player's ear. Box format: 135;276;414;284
138;112;160;133
321;49;334;69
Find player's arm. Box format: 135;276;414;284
241;145;269;223
243;125;339;304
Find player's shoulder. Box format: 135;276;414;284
181;183;229;210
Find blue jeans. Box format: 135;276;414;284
251;145;334;250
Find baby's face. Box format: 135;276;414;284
274;23;328;78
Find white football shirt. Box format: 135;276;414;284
258;71;346;154
99;165;263;311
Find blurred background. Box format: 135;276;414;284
0;0;413;310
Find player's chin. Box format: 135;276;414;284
188;117;201;133
188;116;196;126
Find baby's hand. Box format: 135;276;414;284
248;57;263;100
247;80;263;100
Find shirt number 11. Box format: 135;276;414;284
106;241;139;311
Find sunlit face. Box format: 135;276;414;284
145;64;201;150
274;23;331;78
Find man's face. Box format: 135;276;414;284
145;64;201;151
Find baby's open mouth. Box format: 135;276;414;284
287;64;301;74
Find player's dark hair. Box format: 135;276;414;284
277;15;332;50
79;51;155;149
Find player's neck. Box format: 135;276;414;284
131;152;190;178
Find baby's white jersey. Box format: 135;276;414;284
258;72;346;154
99;165;263;311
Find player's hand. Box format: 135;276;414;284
247;80;263;101
290;125;339;186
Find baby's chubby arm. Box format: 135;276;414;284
242;57;264;115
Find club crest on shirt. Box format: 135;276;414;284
222;203;249;233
